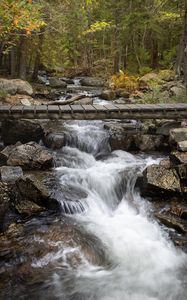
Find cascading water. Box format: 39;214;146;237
52;121;187;300
1;120;187;300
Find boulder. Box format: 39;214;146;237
135;134;164;151
178;141;187;152
155;213;186;234
49;77;67;88
104;122;137;151
139;73;162;87
0;166;23;183
158;69;175;82
1;119;44;145
142;164;181;196
0;78;33;95
170;86;185;97
10;174;60;213
100;90;116;100
0;142;53;170
159;158;171;169
43;133;65;150
170;151;187;165
170;128;187;144
156;121;182;136
116;89;130;98
80;77;105;87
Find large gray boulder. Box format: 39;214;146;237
80;77;105;87
10;174;60;215
0;78;33;95
170;128;187;144
43;133;65;150
142;164;181;196
156;121;182;136
135;134;164;151
100;90;116;100
49;77;67;88
2;119;44;145
104;122;137;151
0;142;53;170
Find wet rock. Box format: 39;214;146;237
135;134;164;152
1;119;44;145
43;133;65;150
142;164;181;197
0;78;33;95
0;166;23;183
177;141;187;152
0;182;10;232
13;175;59;211
60;77;74;84
159;158;171;169
80;77;105;87
0;142;53;170
49;77;67;88
169;128;187;147
104;122;137;151
15;200;44;216
170;151;187;165
100;90;116;100
156;121;182;136
155;213;186;234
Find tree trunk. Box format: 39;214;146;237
151;38;159;69
10;47;17;77
18;36;27;80
32;32;44;81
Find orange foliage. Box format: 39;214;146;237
111;73;139;92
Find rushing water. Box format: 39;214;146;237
1;121;187;300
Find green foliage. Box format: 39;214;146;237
0;90;8;101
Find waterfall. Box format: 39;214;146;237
52;121;187;300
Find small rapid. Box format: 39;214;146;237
53;121;187;300
1;120;187;300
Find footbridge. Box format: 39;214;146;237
0;103;187;120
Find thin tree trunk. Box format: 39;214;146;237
32;32;44;80
18;36;27;79
10;47;17;77
151;38;158;69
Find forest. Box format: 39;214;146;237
0;0;187;93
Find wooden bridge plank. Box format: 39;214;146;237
35;105;48;113
70;104;85;112
81;105;97;112
10;105;24;113
47;105;60;113
23;106;35;113
93;104;108;112
59;105;72;112
111;104;129;111
0;105;11;113
103;104;119;111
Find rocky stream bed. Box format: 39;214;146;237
0;76;187;299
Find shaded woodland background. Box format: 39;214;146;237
0;0;187;86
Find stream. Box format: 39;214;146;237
1;120;187;299
0;74;187;300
